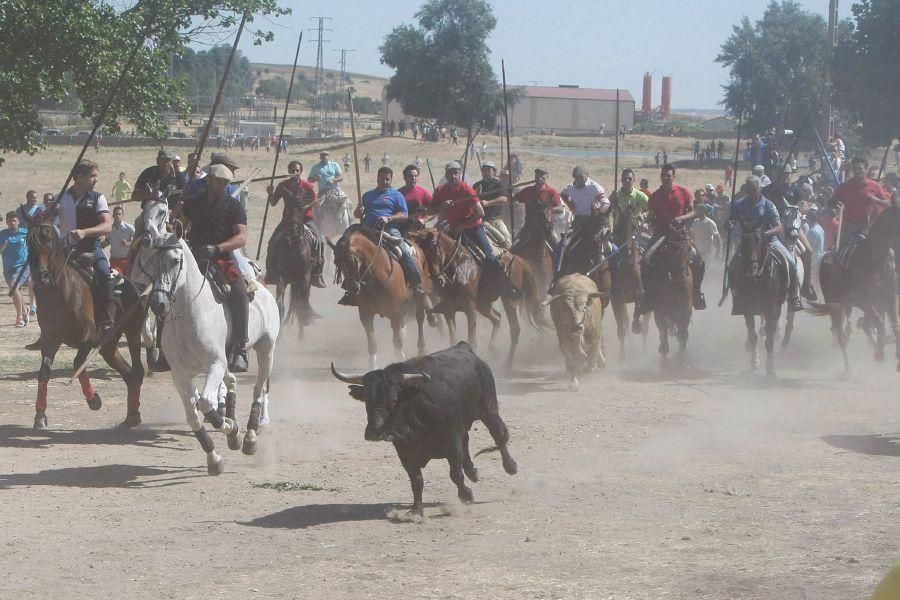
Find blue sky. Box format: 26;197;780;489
237;0;851;109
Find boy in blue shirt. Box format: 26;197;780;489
0;211;32;326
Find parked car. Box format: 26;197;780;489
42;128;63;136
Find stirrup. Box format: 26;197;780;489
338;292;358;306
693;292;707;310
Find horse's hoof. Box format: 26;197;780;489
207;453;225;476
86;392;102;411
33;412;47;430
631;322;642;335
226;421;242;451
875;348;885;363
569;377;579;391
242;429;258;456
502;456;518;475
119;412;141;429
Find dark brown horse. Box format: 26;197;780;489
411;228;549;369
27;222;145;429
267;221;317;340
643;223;693;367
330;224;433;369
510;215;554;293
808;205;900;373
729;230;790;376
610;205;650;355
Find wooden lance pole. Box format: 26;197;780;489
256;31;303;259
613;88;620;195
347;88;364;221
501;59;515;243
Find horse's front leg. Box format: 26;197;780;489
74;343;102;411
655;313;669;366
275;281;286;322
745;314;759;370
34;340;61;429
465;301;478;351
499;299;518;370
765;309;779;377
360;309;378;369
390;315;407;362
173;372;225;475
415;296;427;356
197;361;241;452
782;307;795;348
611;299;627;358
869;308;886;363
98;336;143;428
886;295;900;371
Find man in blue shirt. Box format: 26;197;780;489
0;211;31;326
16;190;45;227
726;175;803;311
342;166;424;305
307;151;343;196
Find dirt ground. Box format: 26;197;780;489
1;138;899;599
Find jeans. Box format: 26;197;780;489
385;225;422;286
463;226;499;265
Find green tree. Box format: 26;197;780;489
379;0;510;128
255;76;289;99
832;0;900;147
173;46;254;107
0;0;289;159
716;1;846;134
353;96;382;114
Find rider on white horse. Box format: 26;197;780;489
308;150;350;233
180;163;251;372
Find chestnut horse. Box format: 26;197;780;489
643;222;693;367
510;215;554;293
331;224;433;369
411;228;549;369
27;222;145;430
808;206;900;373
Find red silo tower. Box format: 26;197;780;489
661;75;672;119
642;72;652;116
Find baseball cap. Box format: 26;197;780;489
534;167;549;176
445;161;461;171
481;161;496;170
158;148;177;160
752;164;765;174
204;164;234;181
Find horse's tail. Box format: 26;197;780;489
517;260;551;331
286;281;312;325
805;301;843;319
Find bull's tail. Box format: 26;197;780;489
517;261;551;331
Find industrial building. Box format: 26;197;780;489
382;85;635;135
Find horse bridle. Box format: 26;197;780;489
429;229;463;287
30;227;76;288
133;238;186;322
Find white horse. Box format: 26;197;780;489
131;226;280;475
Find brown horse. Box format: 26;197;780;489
330;224;432;369
411;228;549;369
610;205;650;355
808;205;900;373
510;215;554;292
27;223;145;430
267;221;318;340
643;222;693;367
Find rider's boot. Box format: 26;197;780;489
800;250;817;301
312;236;327;288
227;274;250;373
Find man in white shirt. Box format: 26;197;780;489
561;166;610;228
104;205;135;274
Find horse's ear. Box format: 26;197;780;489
326;237;336;251
173;219;184;240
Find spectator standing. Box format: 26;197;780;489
112;172;132;203
724;164;733;188
104;206;135;274
690;205;721;261
16;190;45;228
380;152;390;167
0;211;32;326
363;153;372;173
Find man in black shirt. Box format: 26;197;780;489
134;149;180;207
473;162;510;247
181;164;251;372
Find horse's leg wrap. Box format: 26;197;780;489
247;400;262;433
225;389;236;421
203;409;224;429
78;373;96;401
36;381;48;414
194;427;215;453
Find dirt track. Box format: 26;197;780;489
2;269;900;599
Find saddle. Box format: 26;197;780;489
835;233;865;270
203;259;258;304
380;230;419;261
71;253;126;295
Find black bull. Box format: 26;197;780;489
331;342;518;518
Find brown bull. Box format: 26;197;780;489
544;274;606;389
330;224;433;369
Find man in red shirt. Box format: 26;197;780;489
265;160;325;288
432;161;516;295
833;156;891;247
638;163;706;314
513;167;563;244
397;164;432;234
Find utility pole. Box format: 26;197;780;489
308;16;332;137
333;48;355;136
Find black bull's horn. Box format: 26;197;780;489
331;363;365;384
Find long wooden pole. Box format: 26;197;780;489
189;9;249;187
256;31;303;259
720;45;750;305
877;139;893;181
501;59;515;242
613;88;620;193
347;89;363;221
57;25;151;201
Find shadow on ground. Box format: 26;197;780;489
240;502;447;529
822;434;900;457
0;367;120;382
0;463;200;489
0;424;192;451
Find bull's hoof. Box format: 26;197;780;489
207;453;225;476
458;486;474;505
226;420;242;451
631;321;643;335
86;392;102;411
463;465;479;483
33;411;47;430
119;412;142;429
242;429;258;455
502;456;518;475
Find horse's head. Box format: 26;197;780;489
139;193;170;240
131;227;186;320
656;223;692;281
738;229;767;277
27;222;63;288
